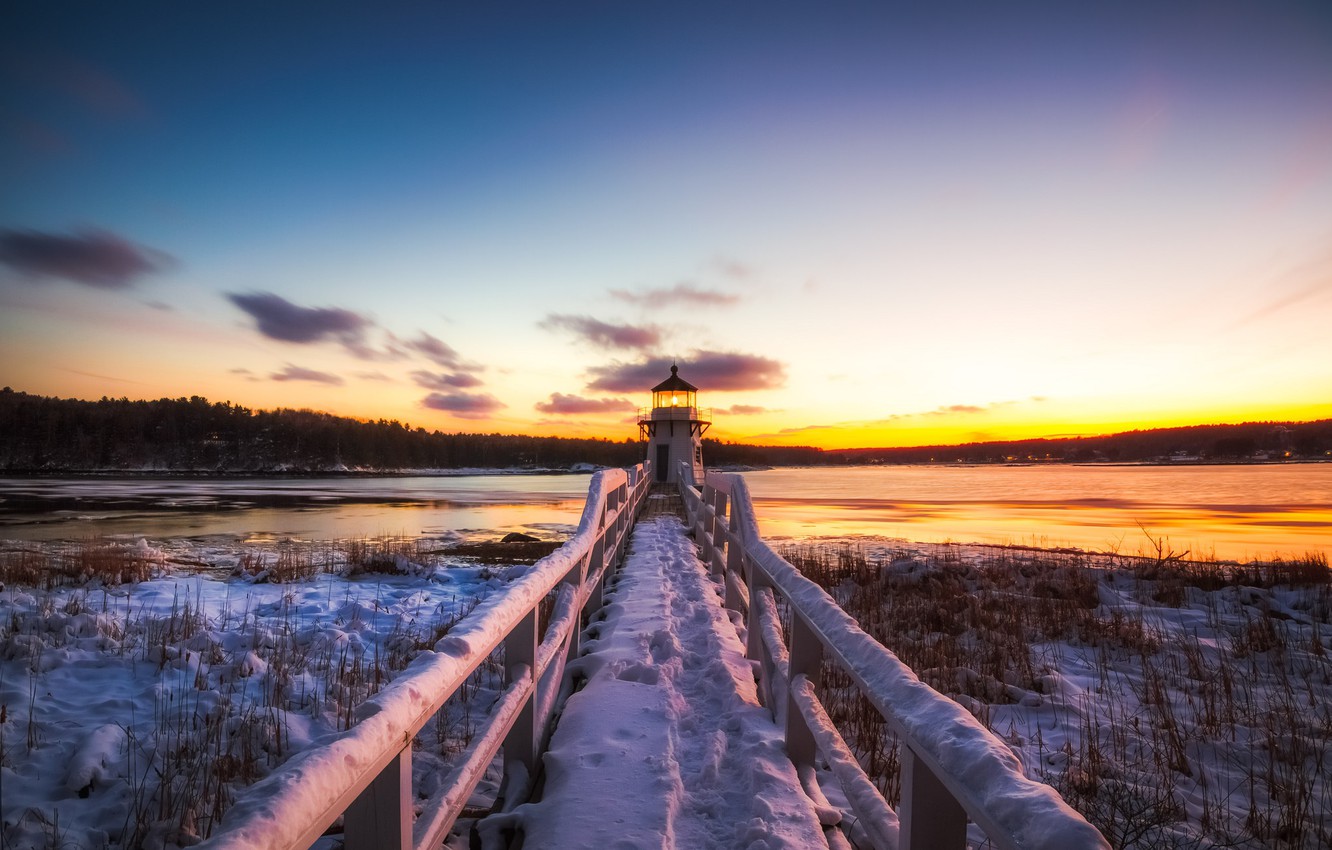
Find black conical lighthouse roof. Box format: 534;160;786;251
651;364;697;393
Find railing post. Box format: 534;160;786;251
587;533;606;606
498;608;538;810
343;745;411;850
901;745;968;850
784;613;823;772
710;489;728;580
724;522;744;612
695;483;712;556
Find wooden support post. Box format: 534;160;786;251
784;614;823;772
567;551;592;659
724;528;744;613
498;608;539;811
745;563;766;662
710;491;728;579
344;745;411;850
900;745;968;850
695;484;711;547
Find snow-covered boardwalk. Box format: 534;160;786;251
507;508;827;849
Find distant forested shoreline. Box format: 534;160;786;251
1;388;1328;473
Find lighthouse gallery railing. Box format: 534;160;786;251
679;464;1109;850
196;463;652;850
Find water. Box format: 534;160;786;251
1;465;1328;561
742;464;1332;561
0;474;593;543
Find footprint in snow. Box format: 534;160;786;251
614;661;660;685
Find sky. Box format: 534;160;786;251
2;2;1330;450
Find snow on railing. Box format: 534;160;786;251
196;462;653;850
677;463;1110;850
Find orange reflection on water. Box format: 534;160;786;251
744;465;1332;562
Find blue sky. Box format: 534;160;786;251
3;2;1331;447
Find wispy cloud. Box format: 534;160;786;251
402;332;464;369
421;392;505;419
0;227;173;289
869;399;1030;424
934;404;985;415
412;369;483;390
718;404;768;415
534;393;636;415
22;54;149;120
609;282;740;309
270;364;344;385
1232;245;1332;328
586;351;786;393
713;256;753;280
1256;120;1332;214
1111;73;1171;170
539;314;662;350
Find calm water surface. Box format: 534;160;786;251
744;464;1331;561
1;465;1328;561
0;474;593;543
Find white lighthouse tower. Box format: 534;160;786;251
639;363;711;485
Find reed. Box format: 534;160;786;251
786;542;1332;849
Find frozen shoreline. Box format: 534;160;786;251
2;528;1328;848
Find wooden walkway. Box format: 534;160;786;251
485;498;828;849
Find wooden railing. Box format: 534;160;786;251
197;462;652;850
679;464;1110;850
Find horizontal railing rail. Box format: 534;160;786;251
677;461;1110;850
636;406;712;422
197;462;653;850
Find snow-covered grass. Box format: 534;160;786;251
0;535;515;850
786;542;1332;849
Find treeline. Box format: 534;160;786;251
1;388;1327;473
0;389;647;472
824;420;1332;465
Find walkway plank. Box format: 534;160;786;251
511;513;827;849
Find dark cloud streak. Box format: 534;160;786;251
0;228;172;289
586;351;785;393
227;292;371;344
270;364;345;385
539;314;661;350
535;393;635;415
403;332;463;368
412;369;483;390
610;283;739;309
421;392;505;419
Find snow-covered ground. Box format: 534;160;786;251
787;539;1332;849
3;523;1327;849
0;535;514;849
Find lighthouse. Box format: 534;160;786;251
639;363;711;485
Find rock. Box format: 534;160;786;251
501;532;541;543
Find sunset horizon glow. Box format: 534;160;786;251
4;3;1330;453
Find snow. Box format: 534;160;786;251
711;473;1110;849
0;539;507;850
499;514;827;849
193;469;639;849
5;464;1322;849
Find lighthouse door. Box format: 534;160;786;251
655;444;670;482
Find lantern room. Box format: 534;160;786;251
638;364;710;485
652;366;697;411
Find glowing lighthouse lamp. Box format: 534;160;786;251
639;363;711;484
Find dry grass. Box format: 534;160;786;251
0;534;534;847
0;539;160;589
784;543;1332;849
